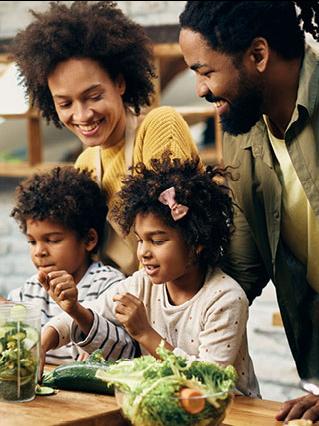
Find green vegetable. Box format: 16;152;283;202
42;350;114;394
0;305;39;402
35;385;56;396
96;341;237;426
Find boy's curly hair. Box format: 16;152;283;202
11;166;107;254
111;153;234;269
12;1;155;127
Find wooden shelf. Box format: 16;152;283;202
0;161;73;178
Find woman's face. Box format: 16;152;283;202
48;58;127;148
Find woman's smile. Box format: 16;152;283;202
75;118;106;137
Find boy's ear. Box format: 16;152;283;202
85;228;98;252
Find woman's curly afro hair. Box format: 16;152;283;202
111;152;234;269
12;1;156;127
11;166;107;254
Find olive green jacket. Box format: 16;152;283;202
222;43;319;380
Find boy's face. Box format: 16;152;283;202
179;28;264;135
26;219;92;285
134;212;199;288
48;57;126;149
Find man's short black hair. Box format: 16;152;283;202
180;1;319;60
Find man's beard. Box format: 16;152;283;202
207;71;264;136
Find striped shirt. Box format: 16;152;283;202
7;261;129;364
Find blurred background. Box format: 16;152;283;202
0;1;303;403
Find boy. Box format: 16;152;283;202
8;166;135;364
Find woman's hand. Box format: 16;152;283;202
38;270;78;315
113;292;152;340
276;394;319;423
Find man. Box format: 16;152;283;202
179;1;319;423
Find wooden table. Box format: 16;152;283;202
0;391;287;426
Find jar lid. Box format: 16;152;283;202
0;302;41;322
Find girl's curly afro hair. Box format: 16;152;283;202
12;1;156;127
111;152;234;269
11;166;107;254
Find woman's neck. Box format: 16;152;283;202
101;106;127;149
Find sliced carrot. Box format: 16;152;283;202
179;387;206;414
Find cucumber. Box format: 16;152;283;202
9;304;27;321
42;362;113;395
35;385;56;396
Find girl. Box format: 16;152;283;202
41;154;260;397
12;1;199;275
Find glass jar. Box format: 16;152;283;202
0;302;40;402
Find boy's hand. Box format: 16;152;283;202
39;270;78;315
113;292;152;340
39;326;59;380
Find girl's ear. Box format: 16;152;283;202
85;228;98;253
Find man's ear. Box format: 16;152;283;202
85;228;98;253
247;37;269;73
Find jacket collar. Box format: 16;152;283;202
295;43;319;117
238;120;274;168
235;43;319;167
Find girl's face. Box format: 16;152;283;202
134;212;199;287
26;219;95;284
48;58;127;149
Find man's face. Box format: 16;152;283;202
179;28;264;135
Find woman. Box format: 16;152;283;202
13;1;199;275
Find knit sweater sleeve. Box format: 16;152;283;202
134;106;199;167
74;147;99;177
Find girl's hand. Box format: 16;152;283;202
113;292;152;340
43;270;78;315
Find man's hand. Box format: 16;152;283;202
276;394;319;423
38;270;78;314
113;292;152;340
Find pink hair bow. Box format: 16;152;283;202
158;187;189;221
